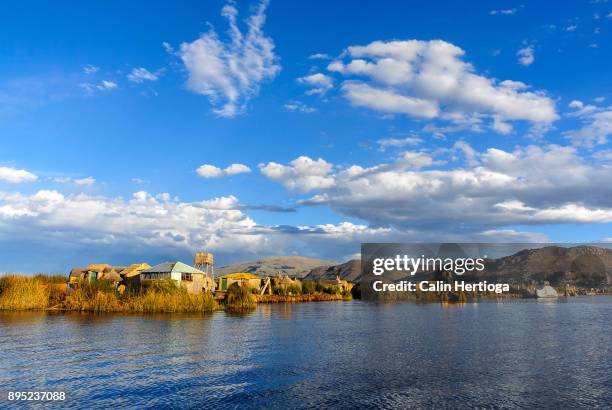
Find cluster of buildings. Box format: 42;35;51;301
68;252;353;296
68;261;214;294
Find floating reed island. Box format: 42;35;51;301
0;275;352;313
0;252;353;313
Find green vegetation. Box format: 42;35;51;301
301;280;316;294
225;284;257;311
273;283;303;296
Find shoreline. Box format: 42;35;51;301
1;293;609;315
1;274;609;314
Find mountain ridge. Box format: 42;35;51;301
217;256;335;278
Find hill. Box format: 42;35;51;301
304;259;361;282
477;245;612;287
217;256;335;278
306;245;612;288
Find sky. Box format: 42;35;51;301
1;0;611;272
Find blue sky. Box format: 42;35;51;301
1;0;611;272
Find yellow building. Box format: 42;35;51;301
68;264;124;286
217;272;262;292
120;263;151;288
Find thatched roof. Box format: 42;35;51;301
120;263;151;278
86;263;112;272
98;269;122;282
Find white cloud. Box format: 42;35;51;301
341;82;439;118
489;8;517;15
263;145;612;232
297;73;333;95
516;46;535;66
196;163;251;178
53;176;96;187
565;109;612;146
569;100;584;109
259;156;335;192
196;165;223;178
80;80;118;93
0;189;405;270
566;99;597;116
128;67;159;83
0;191;261;253
453;140;479;166
309;53;332;60
284;101;316;113
0;167;38;183
178;0;280;117
399;151;436;170
565;25;578;32
83;65;99;74
327;40;556;133
565;101;612;146
377;136;423;150
98;80;117;90
224;163;251;175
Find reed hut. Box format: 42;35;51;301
217;272;262;292
319;275;353;292
68;264;124;287
119;263;151;288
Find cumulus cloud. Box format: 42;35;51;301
341;82;439;118
297;73;333;95
128;67;160;83
0;191;260;255
0;189;403;271
0;166;38;183
259;156;335;192
377;136;423;150
178;0;280;117
263;145;612;233
327;39;557;133
398;151;438;169
516;46;535;66
565;102;612;146
196;163;251;178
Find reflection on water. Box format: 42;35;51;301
0;298;610;409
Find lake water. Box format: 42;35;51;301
1;298;611;409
